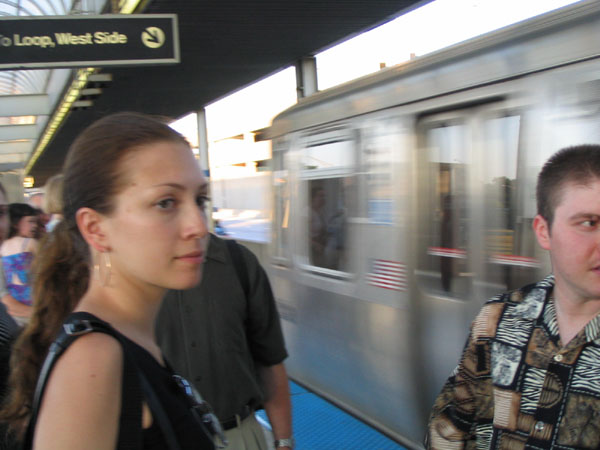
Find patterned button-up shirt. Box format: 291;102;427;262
427;275;600;449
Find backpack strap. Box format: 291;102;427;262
224;239;250;300
23;314;182;450
119;355;144;449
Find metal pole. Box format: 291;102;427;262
295;56;318;100
196;108;214;231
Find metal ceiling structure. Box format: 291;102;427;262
0;0;77;174
1;0;432;186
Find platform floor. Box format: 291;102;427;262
256;380;406;450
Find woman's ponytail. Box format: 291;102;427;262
0;220;90;435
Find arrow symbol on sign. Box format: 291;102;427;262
141;27;165;48
145;29;161;44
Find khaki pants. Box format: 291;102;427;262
223;414;269;450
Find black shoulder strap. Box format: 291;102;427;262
225;239;250;300
23;314;182;450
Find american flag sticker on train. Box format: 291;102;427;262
366;259;407;291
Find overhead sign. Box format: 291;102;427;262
0;14;179;69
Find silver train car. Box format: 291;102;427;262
260;1;600;447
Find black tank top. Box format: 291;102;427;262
64;312;215;450
118;333;215;449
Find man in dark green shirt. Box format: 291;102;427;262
156;233;293;450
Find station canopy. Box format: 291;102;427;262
0;0;73;173
1;0;431;185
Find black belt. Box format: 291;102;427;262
221;405;253;430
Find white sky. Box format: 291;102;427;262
173;0;581;149
317;0;582;89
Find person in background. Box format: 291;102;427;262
32;208;47;240
26;193;43;211
427;144;600;449
0;112;216;449
5;204;37;240
42;174;64;232
0;204;38;325
156;232;294;450
0;183;21;450
27;192;48;240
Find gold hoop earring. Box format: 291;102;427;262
94;251;112;287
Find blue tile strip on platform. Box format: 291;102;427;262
256;381;406;450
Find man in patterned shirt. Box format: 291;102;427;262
427;145;600;449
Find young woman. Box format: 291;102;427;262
0;203;38;323
1;112;215;449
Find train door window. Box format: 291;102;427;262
302;132;356;273
420;110;542;299
481;116;528;291
420;122;471;298
272;139;290;263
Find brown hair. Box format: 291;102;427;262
1;112;189;435
536;144;600;228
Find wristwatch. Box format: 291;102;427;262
274;437;295;448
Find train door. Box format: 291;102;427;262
414;105;542;414
281;125;369;408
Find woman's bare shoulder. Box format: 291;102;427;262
45;331;124;400
33;332;124;449
0;237;21;255
1;236;32;256
59;331;122;365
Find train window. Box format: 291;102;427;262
303;138;356;273
272;140;290;262
422;124;470;297
482;115;539;292
303;140;354;172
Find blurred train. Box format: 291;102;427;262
257;1;600;447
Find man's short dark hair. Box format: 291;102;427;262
537;144;600;227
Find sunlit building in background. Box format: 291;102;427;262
170;0;581;242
